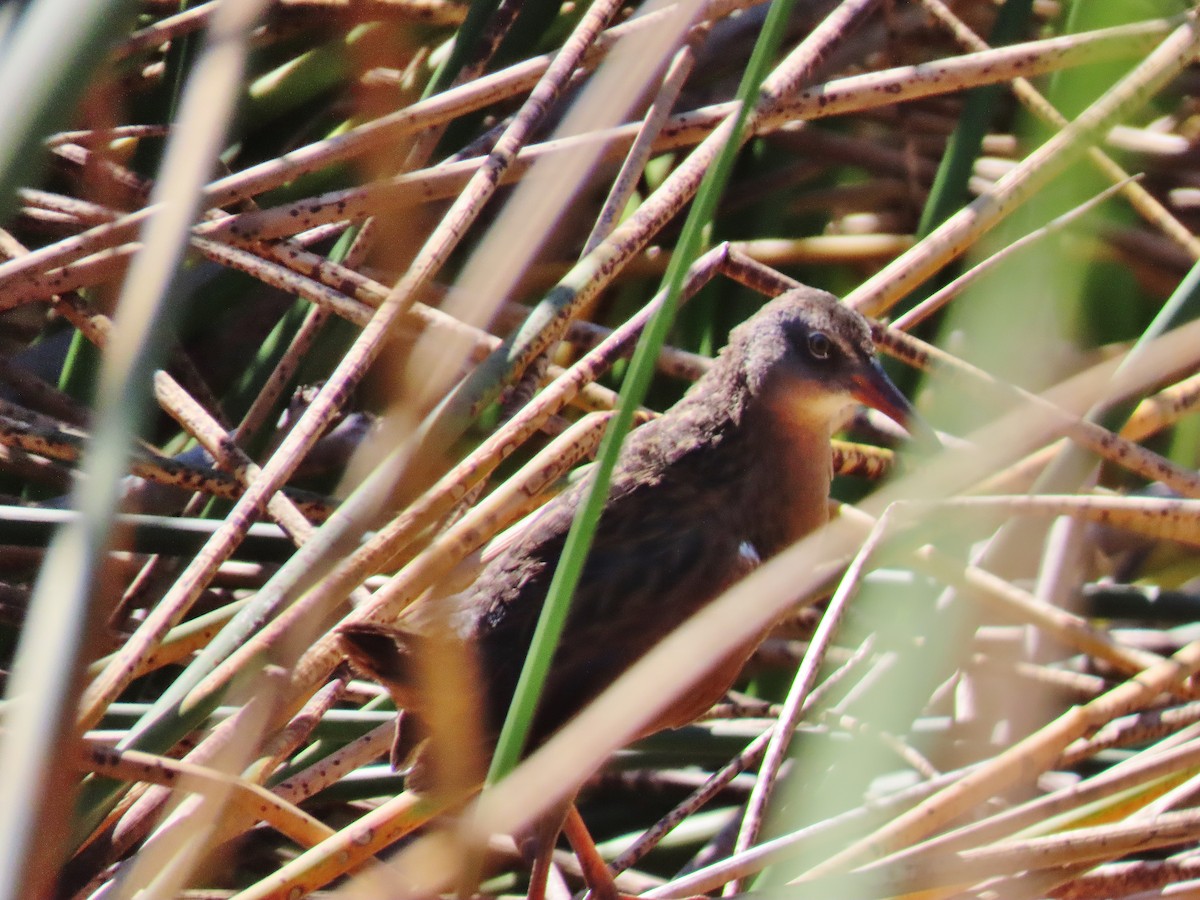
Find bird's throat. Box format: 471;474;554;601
742;397;838;556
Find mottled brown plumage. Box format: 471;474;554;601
338;286;922;897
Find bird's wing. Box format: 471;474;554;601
473;467;754;737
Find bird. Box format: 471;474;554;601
338;285;926;899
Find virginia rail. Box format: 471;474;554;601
339;286;923;897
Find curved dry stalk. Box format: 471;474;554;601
81;742;335;849
727;507;897;892
187;21;1170;246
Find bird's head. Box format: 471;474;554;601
727;286;930;441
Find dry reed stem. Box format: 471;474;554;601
893;176;1143;331
100;693;278;897
87;600;250;679
1124;371;1200;442
924;494;1200;548
798;640;1200;881
871;806;1200;893
230;788;452;899
0;416;334;513
151;374;314;540
583;22;709;253
614;727;774;878
1062;706;1200;768
918;0;1200;261
234;306;331;442
846;11;1200;318
879;324;1200;498
1052;859;1200;900
272;722;396;806
868;735;1200;883
177;683;368;865
958;685;1166;872
971;367;1200;496
913;545;1165;677
0;0;756;300
646;765;985;897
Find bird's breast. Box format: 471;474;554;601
740;427;835;556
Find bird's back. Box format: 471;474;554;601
460;392;818;744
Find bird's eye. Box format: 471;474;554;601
807;331;832;360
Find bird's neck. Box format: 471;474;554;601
674;372;838;557
739;397;836;556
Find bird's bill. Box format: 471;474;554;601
850;359;939;447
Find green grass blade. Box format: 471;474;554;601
0;0;138;220
486;0;806;785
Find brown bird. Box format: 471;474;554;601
339;286;925;898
